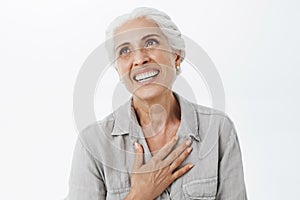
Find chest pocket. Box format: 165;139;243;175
106;188;130;200
183;177;217;200
105;170;131;200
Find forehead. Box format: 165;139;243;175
114;17;165;46
116;17;159;33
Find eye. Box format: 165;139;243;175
119;47;131;56
145;39;159;48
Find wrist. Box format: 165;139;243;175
124;190;138;200
124;190;152;200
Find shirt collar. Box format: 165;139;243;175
111;92;201;142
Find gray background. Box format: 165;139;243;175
1;0;299;199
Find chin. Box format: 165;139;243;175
132;84;169;101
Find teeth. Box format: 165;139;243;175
135;70;159;82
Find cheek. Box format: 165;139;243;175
117;59;132;74
152;51;176;66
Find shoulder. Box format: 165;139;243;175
187;100;236;141
186;102;240;160
187;99;234;128
81;112;115;136
76;111;118;161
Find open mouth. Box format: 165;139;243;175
133;69;160;83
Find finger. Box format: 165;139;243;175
132;142;144;171
162;139;192;166
171;163;194;181
169;146;193;171
154;135;179;160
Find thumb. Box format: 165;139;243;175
133;141;144;171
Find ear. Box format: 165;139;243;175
174;50;182;67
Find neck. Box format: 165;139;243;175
132;91;181;137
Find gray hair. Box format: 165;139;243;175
105;7;186;66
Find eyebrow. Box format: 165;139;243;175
115;34;161;51
115;42;130;52
141;33;161;41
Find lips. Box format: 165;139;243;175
133;69;160;83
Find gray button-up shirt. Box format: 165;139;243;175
67;93;247;200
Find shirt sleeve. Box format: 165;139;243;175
66;137;106;200
216;120;248;200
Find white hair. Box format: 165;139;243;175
105;7;186;66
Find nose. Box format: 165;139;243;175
132;48;150;67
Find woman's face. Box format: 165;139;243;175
114;17;181;101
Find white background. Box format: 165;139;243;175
1;0;299;199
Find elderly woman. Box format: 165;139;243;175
67;7;247;200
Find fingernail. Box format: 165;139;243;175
185;139;192;145
187;147;193;153
174;135;178;141
134;142;139;149
189;164;194;169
